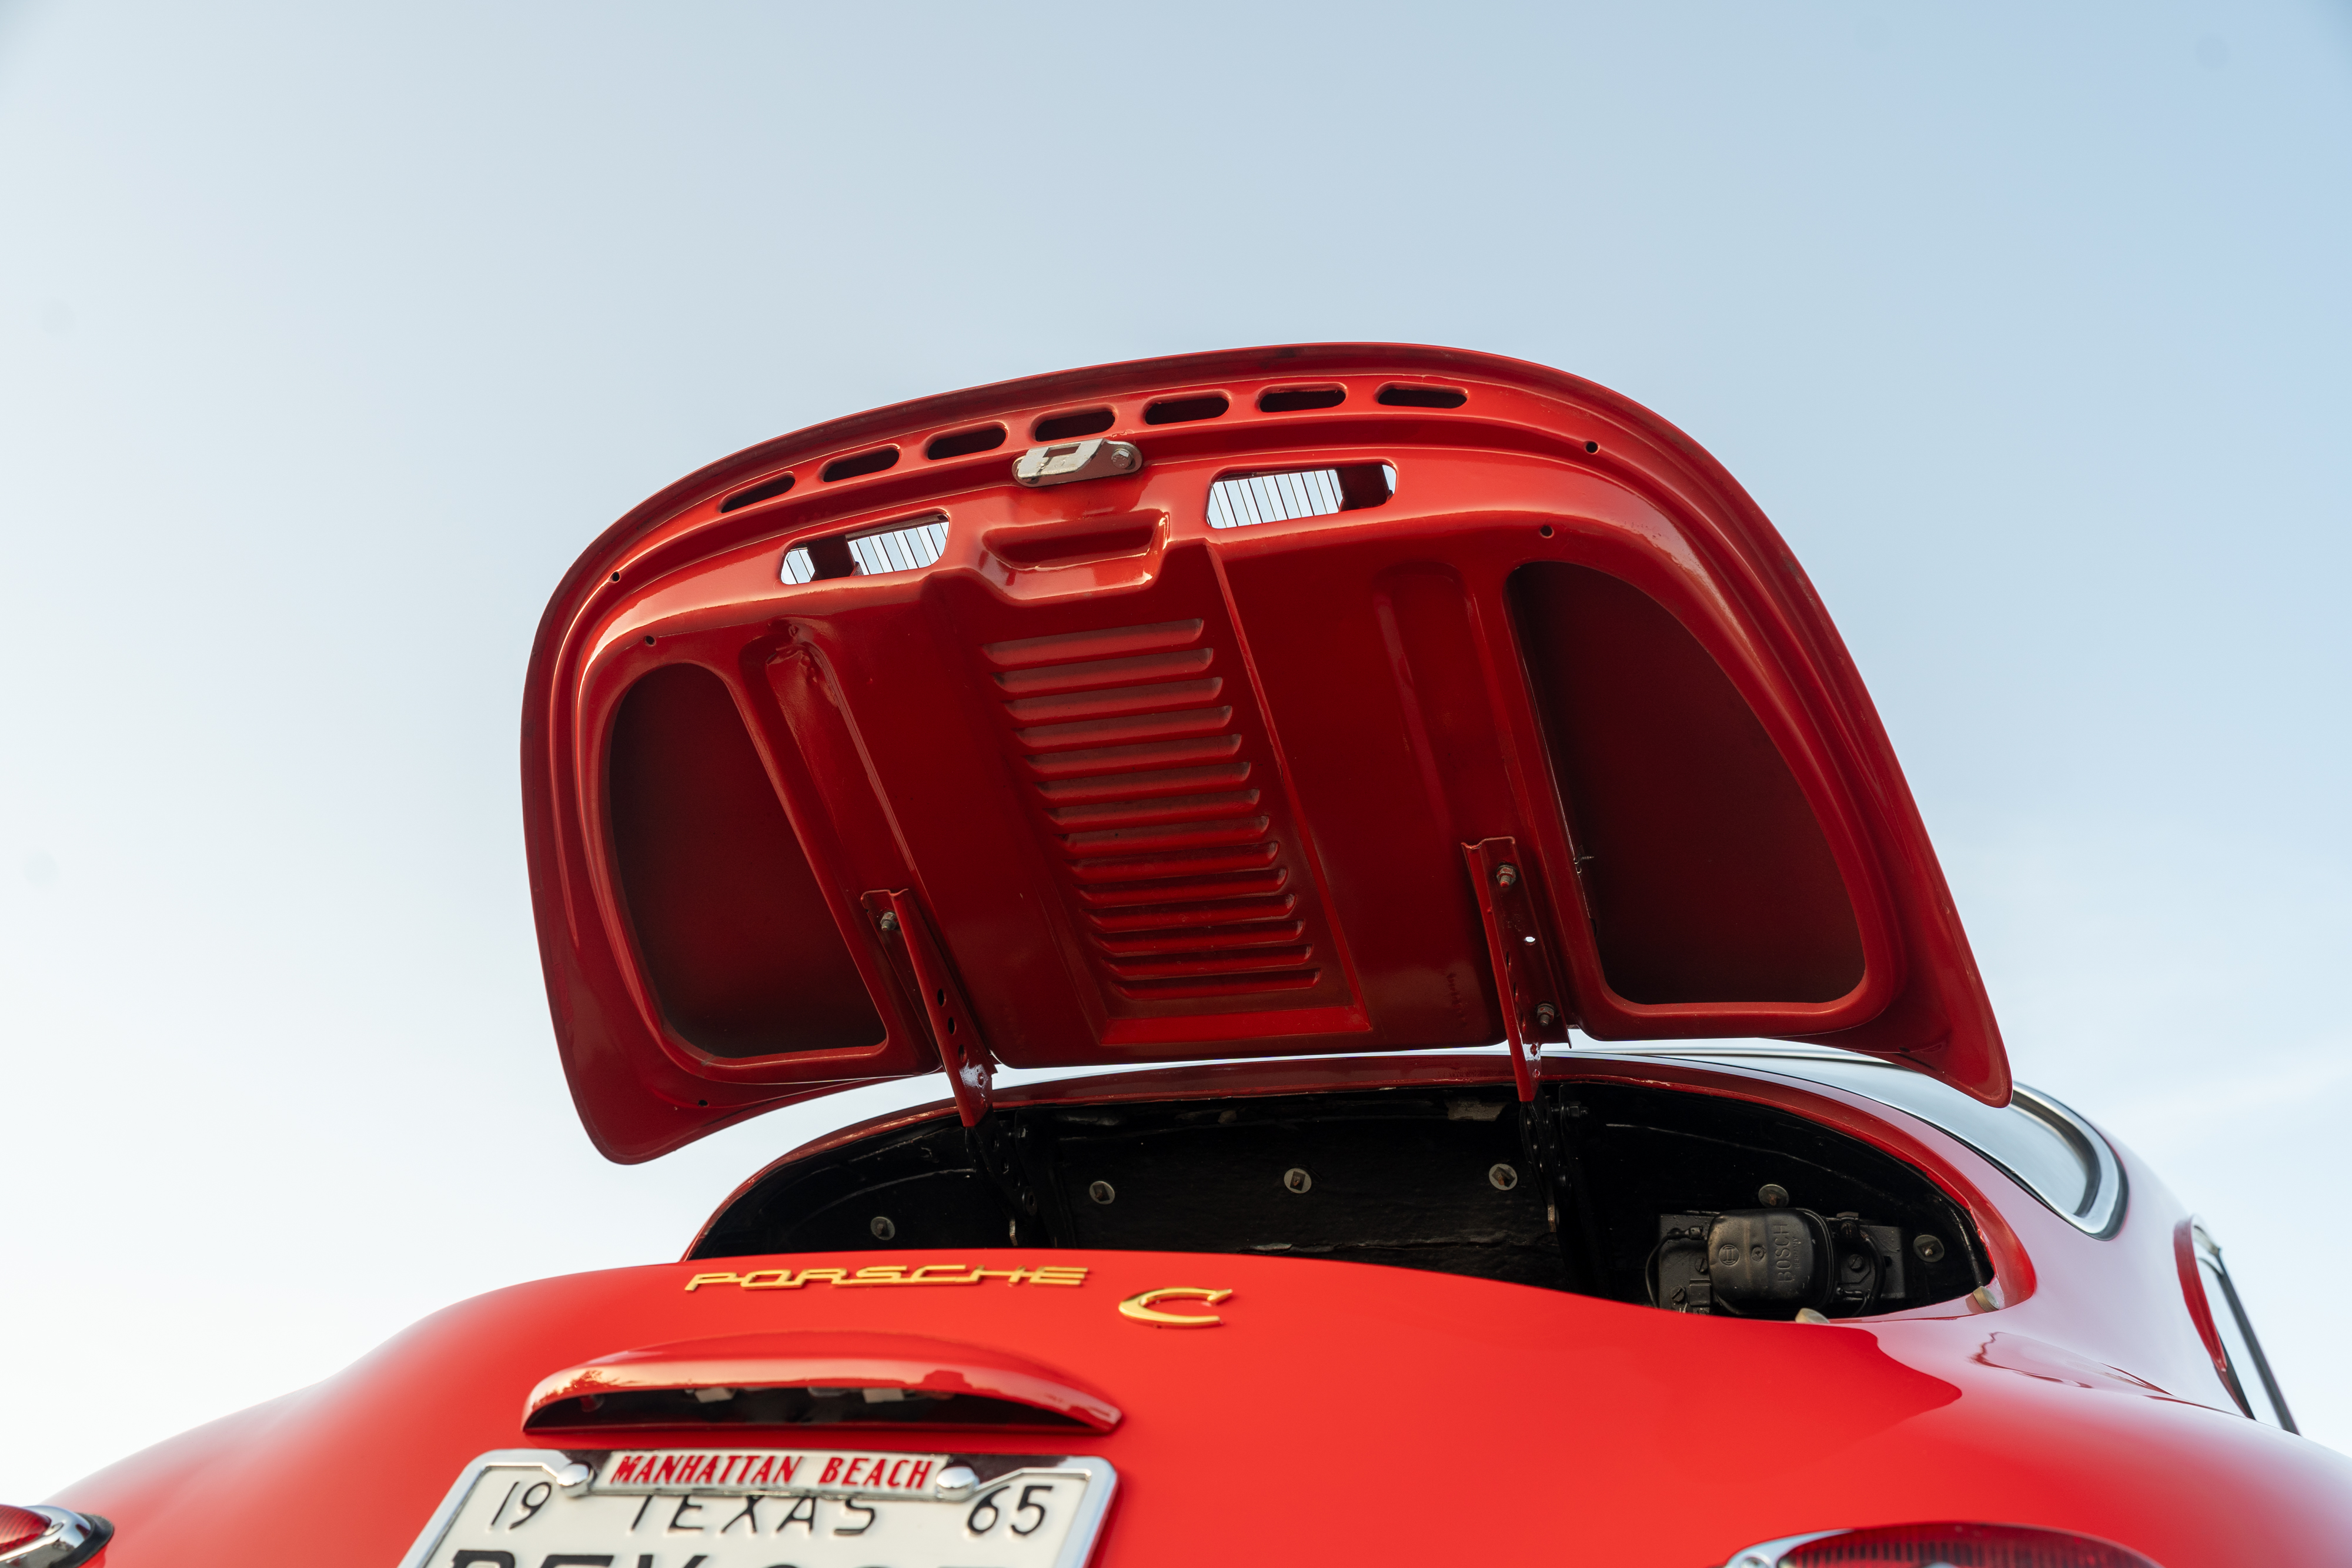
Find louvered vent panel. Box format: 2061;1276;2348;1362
983;618;1321;1002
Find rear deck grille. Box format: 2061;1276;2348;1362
983;618;1321;1000
1205;463;1394;529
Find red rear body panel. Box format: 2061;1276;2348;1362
54;1059;2352;1567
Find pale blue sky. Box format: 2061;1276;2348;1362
4;0;2349;1493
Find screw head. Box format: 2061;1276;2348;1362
1532;1002;1560;1028
869;1215;896;1240
877;911;900;934
1913;1233;1946;1263
934;1464;980;1500
1488;1162;1519;1191
1282;1166;1312;1194
1493;862;1519;888
1088;1180;1115;1205
1758;1183;1790;1208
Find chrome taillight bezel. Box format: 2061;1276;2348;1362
1722;1521;2161;1567
0;1507;112;1568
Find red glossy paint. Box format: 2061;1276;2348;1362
49;1054;2352;1567
524;1332;1122;1432
44;350;2350;1567
522;345;2006;1163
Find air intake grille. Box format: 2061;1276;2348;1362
1206;464;1395;530
983;618;1318;1001
782;513;950;584
848;516;948;575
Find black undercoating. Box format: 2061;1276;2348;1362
691;1082;1990;1315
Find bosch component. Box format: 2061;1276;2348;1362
1652;1207;1911;1319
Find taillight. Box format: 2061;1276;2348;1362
0;1505;112;1568
1727;1521;2160;1567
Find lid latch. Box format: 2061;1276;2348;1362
1011;438;1144;487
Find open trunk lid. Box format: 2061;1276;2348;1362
522;344;2004;1161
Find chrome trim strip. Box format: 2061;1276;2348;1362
396;1449;1118;1568
2012;1085;2127;1238
2192;1220;2300;1433
1601;1047;2129;1237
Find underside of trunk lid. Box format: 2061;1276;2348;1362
522;344;2005;1161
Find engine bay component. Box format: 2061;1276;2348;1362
694;1079;1986;1316
1654;1208;1910;1318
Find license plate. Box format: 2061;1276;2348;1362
398;1448;1116;1568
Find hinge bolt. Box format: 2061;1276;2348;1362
1494;862;1519;888
877;911;900;934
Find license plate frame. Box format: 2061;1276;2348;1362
397;1448;1118;1568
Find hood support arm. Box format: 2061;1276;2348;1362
868;888;1044;1242
1462;838;1570;1102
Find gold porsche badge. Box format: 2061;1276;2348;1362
685;1262;1088;1292
1117;1286;1233;1327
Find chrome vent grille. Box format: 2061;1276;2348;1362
782;513;949;584
983;618;1318;1001
1206;464;1393;530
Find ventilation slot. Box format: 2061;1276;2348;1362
1207;464;1394;530
719;472;796;513
926;424;1007;460
1258;386;1345;412
1034;407;1115;440
983;621;1319;1001
1376;384;1467;408
821;446;900;482
1144;394;1229;425
783;514;948;584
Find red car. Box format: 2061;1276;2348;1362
21;346;2347;1568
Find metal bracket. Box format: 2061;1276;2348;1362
864;889;1041;1242
865;888;994;1126
1461;837;1571;1102
1518;1098;1566;1235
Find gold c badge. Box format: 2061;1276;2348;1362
1117;1286;1233;1328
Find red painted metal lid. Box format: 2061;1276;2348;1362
523;345;2005;1161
